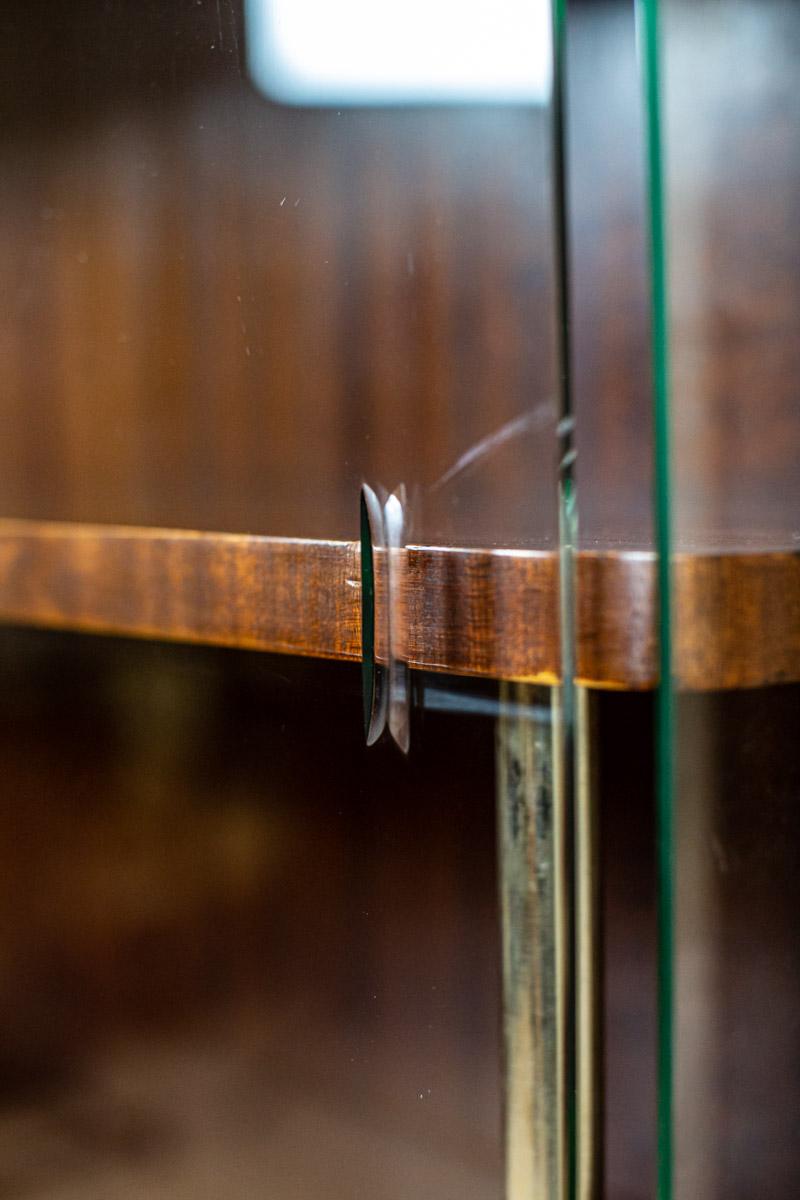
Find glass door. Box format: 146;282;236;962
642;0;800;1193
0;1;578;1196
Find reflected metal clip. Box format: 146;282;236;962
360;483;410;753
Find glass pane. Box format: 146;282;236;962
568;4;658;1194
570;0;652;552
0;628;504;1196
648;0;800;1193
0;0;558;547
0;1;632;1194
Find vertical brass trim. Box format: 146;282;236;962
497;682;569;1199
576;686;602;1198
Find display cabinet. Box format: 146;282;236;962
0;1;797;1197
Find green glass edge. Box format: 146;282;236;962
638;0;675;1195
360;490;375;739
550;0;579;1193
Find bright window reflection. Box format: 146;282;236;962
245;0;551;106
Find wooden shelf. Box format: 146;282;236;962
0;519;797;691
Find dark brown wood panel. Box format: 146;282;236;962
1;519;798;690
0;0;559;550
1;2;797;555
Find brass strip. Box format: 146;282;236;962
497;683;568;1199
576;686;602;1198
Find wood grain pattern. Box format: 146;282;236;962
1;3;796;557
673;552;800;692
407;547;559;684
576;552;657;690
0;519;797;691
0;521;362;663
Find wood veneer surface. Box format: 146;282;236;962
1;519;797;691
0;2;797;554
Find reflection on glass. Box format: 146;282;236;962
0;630;503;1197
0;0;558;547
245;0;552;105
647;0;800;1194
672;691;800;1198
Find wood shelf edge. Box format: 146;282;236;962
0;519;797;691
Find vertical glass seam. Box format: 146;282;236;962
638;0;674;1195
549;0;578;1195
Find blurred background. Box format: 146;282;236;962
0;627;659;1199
